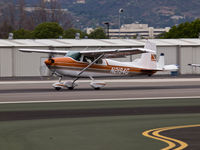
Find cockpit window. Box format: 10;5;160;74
83;56;94;63
82;55;103;64
65;51;81;61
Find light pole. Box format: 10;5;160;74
104;22;110;39
118;8;123;38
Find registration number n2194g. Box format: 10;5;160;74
110;67;130;75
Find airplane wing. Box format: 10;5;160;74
81;48;155;58
188;64;200;67
19;48;154;58
19;49;68;54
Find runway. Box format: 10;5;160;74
1;77;200;150
1;78;200;102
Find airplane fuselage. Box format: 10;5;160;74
45;57;157;77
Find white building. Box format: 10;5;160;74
108;23;170;39
0;38;200;77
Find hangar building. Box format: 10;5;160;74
0;38;199;77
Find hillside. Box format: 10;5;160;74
3;0;200;29
63;0;200;28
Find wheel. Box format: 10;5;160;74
55;87;61;91
68;87;74;90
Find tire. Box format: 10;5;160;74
55;87;61;91
68;87;74;90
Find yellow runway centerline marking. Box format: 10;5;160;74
142;124;200;150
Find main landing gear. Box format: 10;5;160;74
52;76;106;91
52;77;77;91
89;76;106;90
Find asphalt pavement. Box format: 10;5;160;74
0;78;200;102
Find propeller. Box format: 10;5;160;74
39;49;56;79
48;53;55;64
39;47;62;80
39;62;54;78
47;46;55;65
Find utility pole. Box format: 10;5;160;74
104;22;110;39
118;8;123;38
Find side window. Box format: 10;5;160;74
96;59;103;64
82;56;102;64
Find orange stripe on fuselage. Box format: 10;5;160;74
47;57;156;74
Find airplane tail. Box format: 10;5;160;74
135;41;157;69
135;41;178;71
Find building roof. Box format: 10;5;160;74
0;39;200;48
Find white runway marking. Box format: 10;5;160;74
1;78;200;85
0;96;200;104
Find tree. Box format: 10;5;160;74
0;21;13;39
88;28;107;39
160;19;200;39
13;29;33;39
18;0;26;29
63;28;87;39
33;22;63;39
30;0;73;30
0;0;73;33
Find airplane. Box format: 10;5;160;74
19;41;178;90
188;63;200;73
188;64;200;67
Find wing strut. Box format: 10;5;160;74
72;53;105;85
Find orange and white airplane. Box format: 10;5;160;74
19;41;178;90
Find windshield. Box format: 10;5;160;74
65;51;81;61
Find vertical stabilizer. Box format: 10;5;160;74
136;41;157;69
144;40;157;52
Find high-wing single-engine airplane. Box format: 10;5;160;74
19;41;178;90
